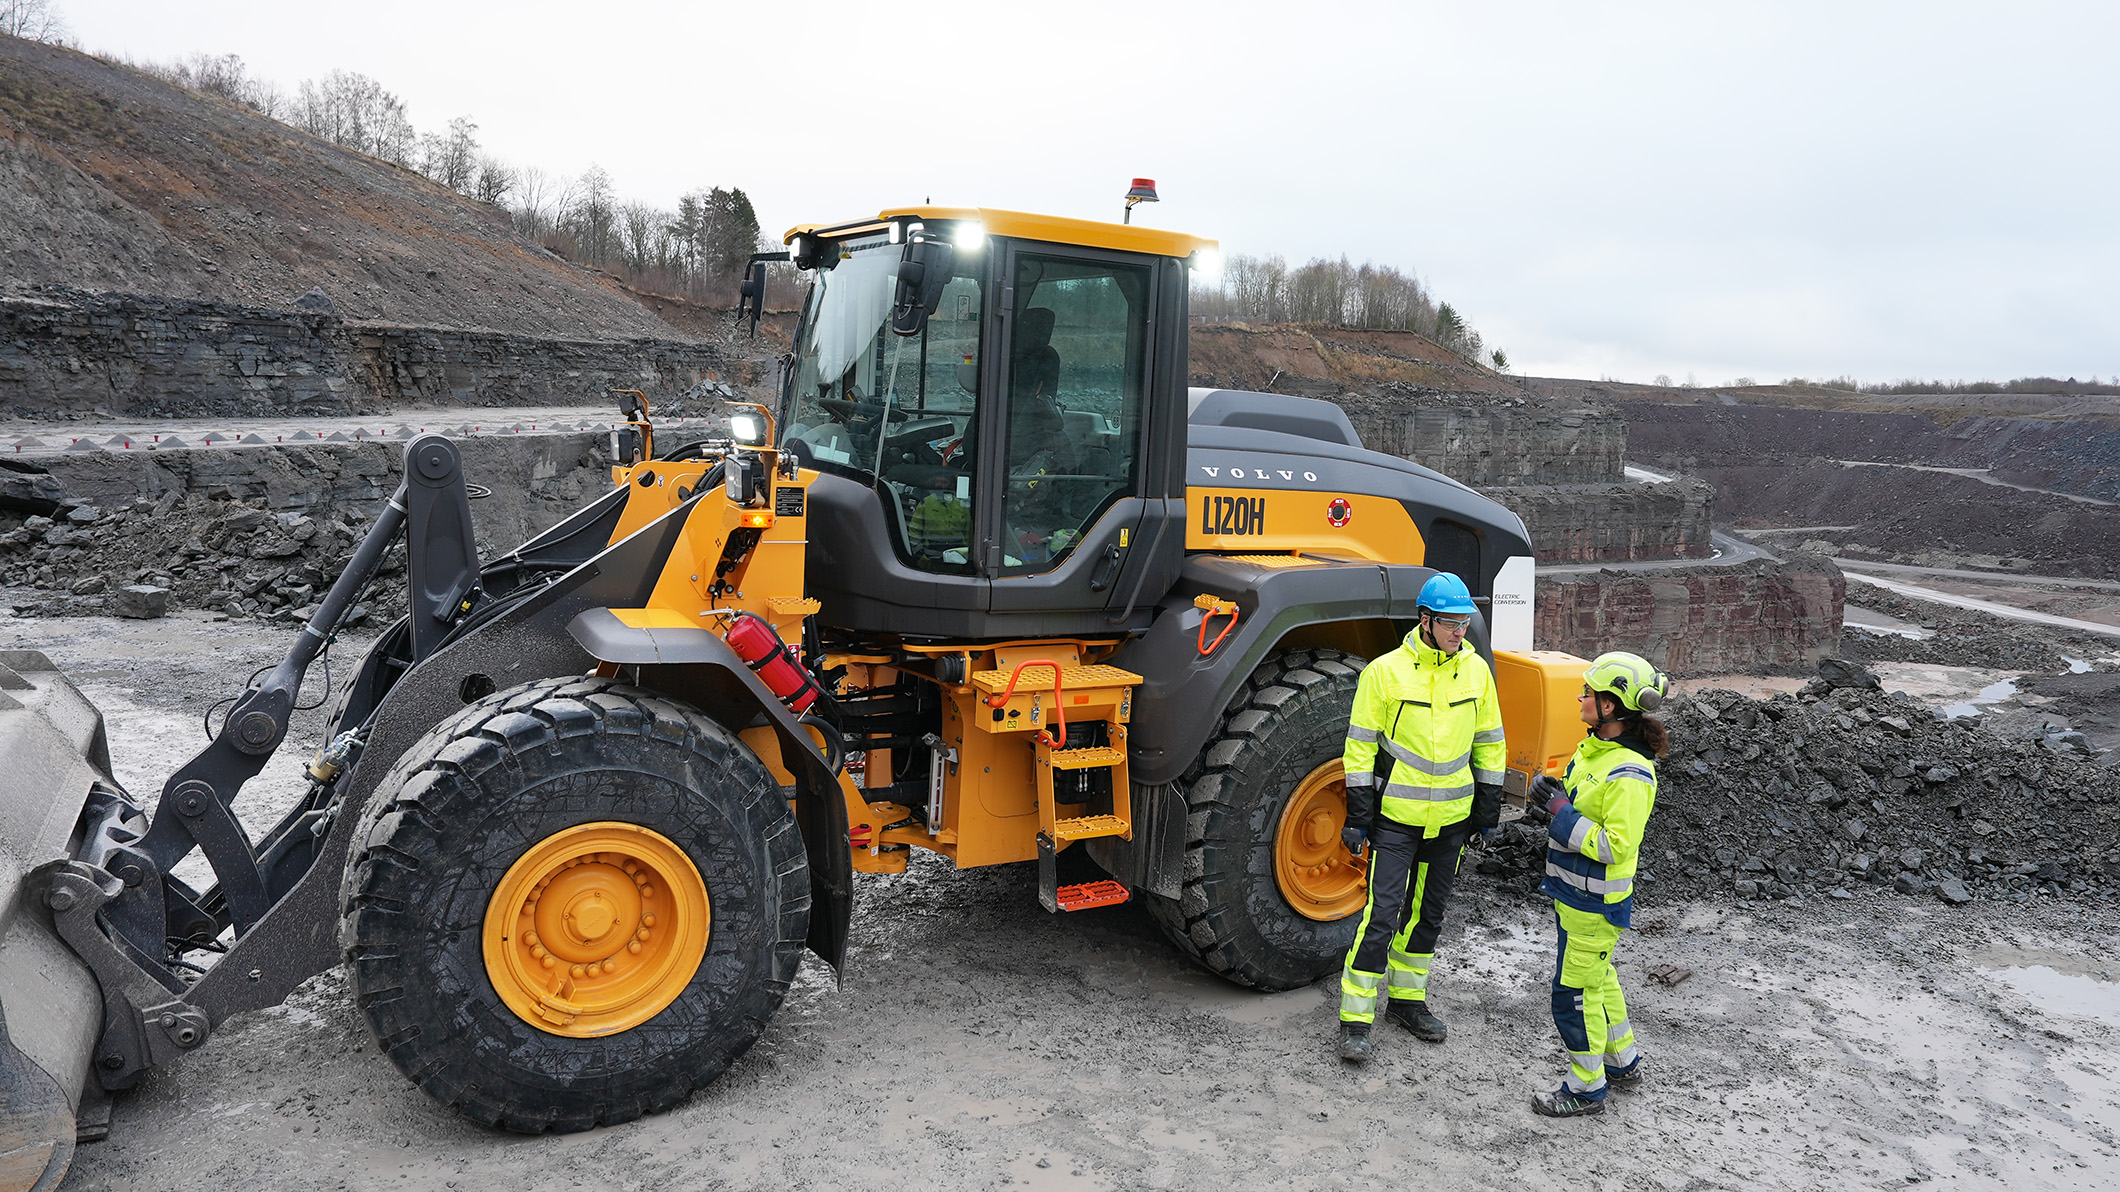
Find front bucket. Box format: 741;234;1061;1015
0;651;125;1192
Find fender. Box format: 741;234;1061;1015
1112;553;1491;788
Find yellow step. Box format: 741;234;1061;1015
1051;814;1129;843
970;663;1142;695
1045;746;1126;771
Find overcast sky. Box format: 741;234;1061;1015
55;0;2120;385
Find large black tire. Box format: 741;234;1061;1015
340;676;809;1133
1144;648;1367;991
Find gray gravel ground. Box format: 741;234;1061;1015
6;610;2116;1192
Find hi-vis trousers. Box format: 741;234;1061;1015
1339;821;1464;1024
1550;900;1639;1099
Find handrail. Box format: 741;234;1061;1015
986;658;1067;747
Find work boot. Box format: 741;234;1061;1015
1531;1086;1606;1118
1386;998;1447;1043
1605;1056;1646;1091
1336;1022;1373;1063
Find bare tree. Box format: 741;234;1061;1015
0;0;67;42
296;69;416;165
568;164;616;266
472;155;516;206
418;116;480;193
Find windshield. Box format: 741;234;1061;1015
786;236;984;572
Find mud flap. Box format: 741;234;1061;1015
795;771;852;978
1083;781;1187;901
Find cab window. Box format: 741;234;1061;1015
998;254;1149;572
784;236;984;572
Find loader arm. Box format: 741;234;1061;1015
42;437;485;1094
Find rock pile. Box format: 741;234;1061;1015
1476;660;2120;907
0;496;407;626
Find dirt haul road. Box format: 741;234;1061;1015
9;610;2115;1192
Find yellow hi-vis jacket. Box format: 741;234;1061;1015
1541;731;1658;927
1342;630;1505;834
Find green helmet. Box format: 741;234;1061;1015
1585;651;1667;713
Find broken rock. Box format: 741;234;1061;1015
115;585;169;619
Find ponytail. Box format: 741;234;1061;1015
1629;713;1670;758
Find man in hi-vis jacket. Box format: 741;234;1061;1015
1335;572;1506;1063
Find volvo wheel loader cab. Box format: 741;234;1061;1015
1;202;1593;1186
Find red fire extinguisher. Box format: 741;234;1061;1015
723;612;821;713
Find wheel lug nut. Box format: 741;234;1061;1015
570;964;585;978
641;914;655;928
636;927;650;941
640;886;654;898
541;956;556;969
627;941;642;954
602;959;617;972
531;945;548;959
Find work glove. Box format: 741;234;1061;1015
1531;774;1570;819
1342;826;1368;855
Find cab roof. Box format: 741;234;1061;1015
784;206;1216;260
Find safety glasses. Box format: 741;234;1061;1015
1424;614;1472;632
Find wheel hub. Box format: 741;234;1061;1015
1273;760;1368;921
483;823;709;1038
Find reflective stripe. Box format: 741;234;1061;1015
1344;771;1374;790
1607;1043;1639;1069
1565;1053;1607;1094
1340;970;1382;1020
1593;832;1616;864
1346;725;1380;743
1473;727;1506;744
1382;738;1472;777
1387;948;1430;998
1383;779;1474;803
1566;817;1594;853
1472;767;1505;785
1610;764;1654;784
1606;1019;1632;1042
1545;860;1634;897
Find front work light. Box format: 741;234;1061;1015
1190;248;1223;286
729;412;767;445
955;222;986;251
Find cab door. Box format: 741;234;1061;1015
981;244;1170;615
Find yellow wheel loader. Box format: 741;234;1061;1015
0;205;1590;1182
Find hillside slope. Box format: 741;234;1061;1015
0;34;691;341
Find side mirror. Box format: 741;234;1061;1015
890;237;956;337
736;251;786;339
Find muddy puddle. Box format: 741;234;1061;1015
1982;966;2120;1029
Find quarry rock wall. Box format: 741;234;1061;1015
25;432;610;552
1494;477;1716;564
0;288;726;417
1534;553;1846;675
1340;401;1627;487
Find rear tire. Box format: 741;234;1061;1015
341;676;808;1133
1145;648;1367;991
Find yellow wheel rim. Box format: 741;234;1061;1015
1273;760;1368;922
482;822;710;1038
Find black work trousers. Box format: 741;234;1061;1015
1343;820;1466;1010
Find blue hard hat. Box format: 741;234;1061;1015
1416;572;1476;616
